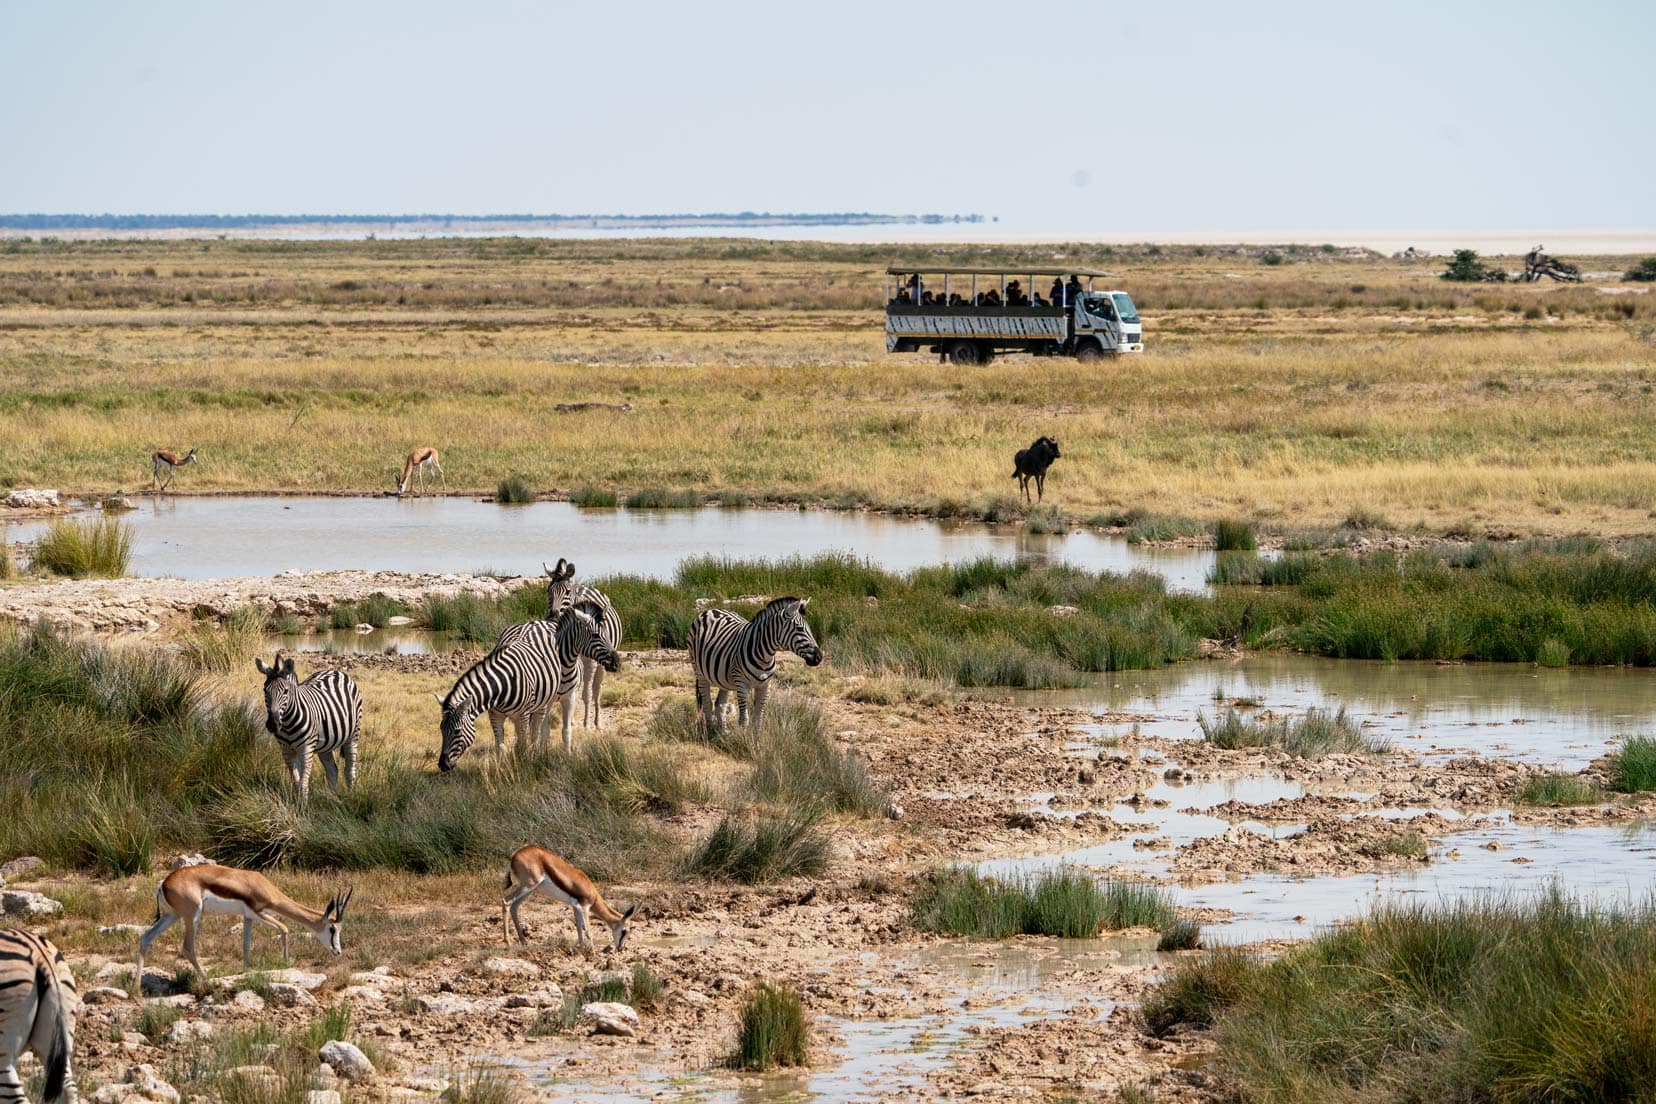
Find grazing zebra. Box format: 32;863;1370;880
137;865;351;982
497;559;623;730
150;447;197;492
437;609;621;769
689;596;822;731
0;929;77;1104
253;653;362;800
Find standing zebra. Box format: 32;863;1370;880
0;929;77;1104
253;653;362;800
497;559;623;730
689;596;822;731
489;558;578;747
437;609;620;769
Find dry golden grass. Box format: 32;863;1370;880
3;239;1654;534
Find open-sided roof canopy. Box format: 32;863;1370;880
885;266;1115;279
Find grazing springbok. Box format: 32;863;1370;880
1012;436;1061;503
0;929;78;1104
137;864;352;983
151;448;198;491
396;446;444;496
501;845;639;951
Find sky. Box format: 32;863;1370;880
1;0;1651;233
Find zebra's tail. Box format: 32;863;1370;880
37;958;70;1103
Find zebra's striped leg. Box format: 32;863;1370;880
714;689;731;730
588;664;606;729
559;693;575;754
489;710;509;752
296;748;313;801
343;736;357;789
285;751;304;799
317;750;340;790
695;677;713;731
750;682;770;731
0;1062;24;1104
736;687;749;728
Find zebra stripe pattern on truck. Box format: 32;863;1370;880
689;596;822;731
0;928;77;1104
440;610;621;768
253;654;362;800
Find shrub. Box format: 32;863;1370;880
688;812;827;883
1534;638;1571;667
1025;506;1070;535
1609;735;1656;792
1141;948;1256;1035
624;487;701;509
648;697;756;760
747;695;891;817
422;593;507;643
910;867;1172;938
1341;506;1391;530
731;983;809;1070
1207;552;1317;586
1441;248;1502;282
1198;706;1387;756
569;485;618;508
33;516;133;577
495;475;534;504
1518;772;1603;806
1624;257;1656;282
1157;916;1202;951
440;1065;529;1104
0;529;12;579
630;962;664;1011
1213;519;1256;551
1127;515;1203;544
1260;251;1285;266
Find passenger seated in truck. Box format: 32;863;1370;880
1031;293;1047;307
892;290;912;306
982;289;1002;307
920;291;934;305
948;293;964;307
1049;278;1065;305
1005;281;1026;306
1065;275;1083;302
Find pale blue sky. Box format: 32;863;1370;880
1;0;1649;231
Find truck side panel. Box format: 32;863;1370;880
885;308;1067;344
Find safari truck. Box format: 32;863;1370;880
885;267;1142;364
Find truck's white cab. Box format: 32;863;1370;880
1075;292;1143;354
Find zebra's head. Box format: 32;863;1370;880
771;596;822;667
253;653;299;733
542;558;577;621
561;608;621;672
435;691;478;772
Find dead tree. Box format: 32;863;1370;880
1522;245;1582;283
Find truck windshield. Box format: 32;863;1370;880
1112;293;1140;324
1083;295;1117;322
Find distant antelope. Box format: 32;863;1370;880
502;845;639;951
689;596;822;731
137;864;352;982
0;929;78;1104
254;653;362;800
151;448;198;491
396;447;444;496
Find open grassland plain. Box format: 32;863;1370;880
2;238;1655;535
8;607;1656;1101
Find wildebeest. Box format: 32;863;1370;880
1012;437;1061;503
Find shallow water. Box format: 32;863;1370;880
1046;654;1656;768
16;496;1214;588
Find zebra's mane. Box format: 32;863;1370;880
758;596;803;617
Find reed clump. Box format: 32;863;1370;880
1198;706;1387;756
32;516;133;577
730;983;809;1070
910;867;1173;938
687;811;827;883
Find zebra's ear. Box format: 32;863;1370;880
798;597;811;608
254;657;271;675
280;655;296;676
432;692;444;705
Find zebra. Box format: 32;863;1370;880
489;558;578;747
0;929;78;1104
495;559;623;730
437;609;621;769
253;653;362;800
689;596;822;731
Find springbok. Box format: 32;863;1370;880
396;447;444;497
151;448;198;491
136;864;352;982
501;845;639;951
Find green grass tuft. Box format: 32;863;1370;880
1609;735;1656;792
730;983;809;1070
569;485;618;508
911;867;1172;938
688;812;827;884
1198;706;1386;756
178;607;270;672
746;694;891;817
1156;916;1202;951
1025;505;1070;534
1213;518;1256;551
495;474;535;504
33;516;133;577
624;487;701;509
1517;772;1604;806
1127;515;1203;544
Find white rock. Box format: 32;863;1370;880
99;924;149;937
307;1092;342;1104
311;1063;338;1089
1;890;63;918
123;1064;180;1104
0;857;43;881
88;1085;135;1104
168;854;211;870
386;616;414;626
354;623;374;634
482;957;539;978
579;1001;639;1037
269;983;318;1008
337;985;388;1004
413;994;480;1016
347;967;394;985
157;994;196;1008
318;1041;376;1082
83;987;130;1005
502;986;564;1009
226;990;267;1014
166;1020;214;1044
6;489;60;509
264;968;328;990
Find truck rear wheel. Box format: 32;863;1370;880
949;341;980;366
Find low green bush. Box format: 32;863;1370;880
910;867;1173;938
495;475;535;504
1213;519;1256;551
688;812;827;883
33;516;133;577
1198;706;1386;756
731;983;809;1070
1516;772;1603;806
1609;735;1656;792
569;485;619;508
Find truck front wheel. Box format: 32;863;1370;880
1075;340;1108;363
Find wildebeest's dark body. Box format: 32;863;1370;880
1012;437;1061;503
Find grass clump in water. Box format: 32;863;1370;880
1156;916;1202;951
1213;518;1255;551
495;474;535;504
421;593;508;643
1517;772;1604;806
33;516;133;577
1127;515;1203;544
1198;706;1386;756
569;485;618;508
688;812;827;883
1142;891;1656;1101
440;1064;530;1104
729;983;809;1070
625;487;701;509
1608;735;1656;792
0;530;13;579
1025;506;1069;534
910;867;1172;938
